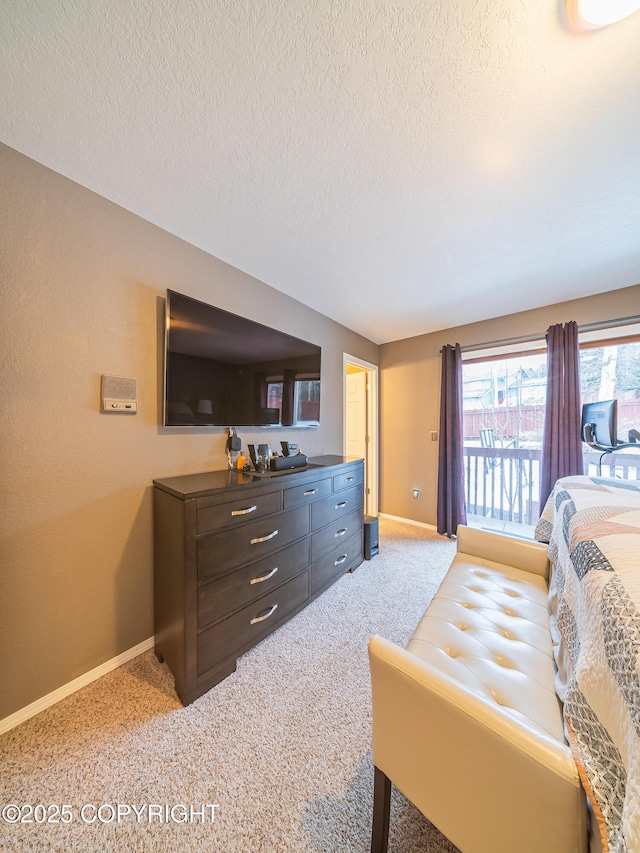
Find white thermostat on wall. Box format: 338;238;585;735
101;374;138;414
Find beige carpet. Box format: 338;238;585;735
0;518;460;852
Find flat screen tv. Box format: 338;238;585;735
164;290;321;428
581;399;618;448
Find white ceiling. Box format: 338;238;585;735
2;1;639;344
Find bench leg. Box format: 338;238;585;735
371;765;391;853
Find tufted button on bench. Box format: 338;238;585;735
368;525;588;853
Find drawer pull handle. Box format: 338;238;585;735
250;603;278;625
250;529;279;544
346;477;354;482
303;488;318;496
250;566;278;585
335;554;348;566
335;528;347;538
231;505;258;516
335;501;347;509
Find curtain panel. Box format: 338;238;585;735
281;369;296;426
437;343;467;537
254;372;267;414
539;321;584;511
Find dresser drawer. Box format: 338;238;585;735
198;504;310;582
197;538;310;629
197;489;281;534
311;508;362;562
283;476;332;509
333;466;363;492
311;530;363;595
197;570;310;675
311;485;363;532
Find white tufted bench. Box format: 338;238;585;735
368;525;588;853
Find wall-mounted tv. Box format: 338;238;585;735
164;290;321;428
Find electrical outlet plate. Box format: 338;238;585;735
103;399;137;413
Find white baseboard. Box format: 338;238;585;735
0;636;155;736
378;512;437;531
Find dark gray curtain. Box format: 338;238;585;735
281;369;296;426
437;343;467;537
254;372;267;414
539;321;584;511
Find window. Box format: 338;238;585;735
294;378;320;425
579;337;640;479
267;380;283;415
462;350;547;535
461;327;640;538
266;377;320;426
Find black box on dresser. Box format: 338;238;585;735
153;455;364;705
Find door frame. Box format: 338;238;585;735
343;353;379;517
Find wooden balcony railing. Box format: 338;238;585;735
463;445;640;528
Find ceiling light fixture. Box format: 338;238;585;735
567;0;640;28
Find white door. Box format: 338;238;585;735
346;370;368;512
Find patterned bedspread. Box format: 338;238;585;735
535;476;640;853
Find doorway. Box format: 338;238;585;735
343;354;378;517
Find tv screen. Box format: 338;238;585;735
164;290;321;428
581;399;618;447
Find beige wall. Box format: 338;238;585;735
0;143;378;719
379;284;640;527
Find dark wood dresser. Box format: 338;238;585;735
153;455;364;705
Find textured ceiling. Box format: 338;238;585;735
2;1;639;343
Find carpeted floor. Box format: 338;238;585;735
0;518;461;852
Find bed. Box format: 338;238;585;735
535;475;640;853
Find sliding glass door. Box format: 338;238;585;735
461;333;640;537
462;351;546;537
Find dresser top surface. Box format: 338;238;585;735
153;455;363;500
